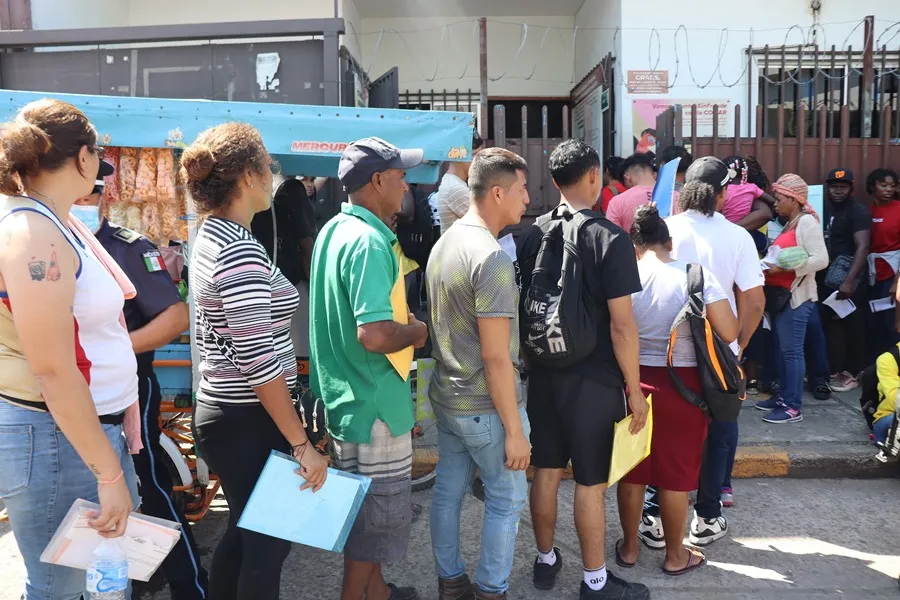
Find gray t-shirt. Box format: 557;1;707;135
426;217;522;416
631;257;727;367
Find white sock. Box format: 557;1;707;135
584;564;608;591
536;547;557;566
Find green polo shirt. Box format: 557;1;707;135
309;202;414;444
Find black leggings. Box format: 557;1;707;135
193;401;292;600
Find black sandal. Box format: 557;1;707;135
615;539;637;568
663;548;706;576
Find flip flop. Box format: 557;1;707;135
615;539;637;569
663;548;706;576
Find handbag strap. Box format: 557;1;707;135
200;309;302;403
198;309;241;371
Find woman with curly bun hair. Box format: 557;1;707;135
615;204;738;577
0;98;140;599
184;123;327;600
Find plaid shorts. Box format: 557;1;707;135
331;420;412;563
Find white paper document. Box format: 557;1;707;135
822;291;857;319
869;296;896;313
40;499;181;582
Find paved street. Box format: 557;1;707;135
3;477;900;599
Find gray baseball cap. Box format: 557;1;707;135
338;137;424;193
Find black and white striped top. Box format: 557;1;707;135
191;217;300;405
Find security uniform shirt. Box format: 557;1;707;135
95;219;183;377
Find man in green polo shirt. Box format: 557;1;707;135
309;137;428;600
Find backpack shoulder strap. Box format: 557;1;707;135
668;264;705;335
606;184;620;197
890;344;900;370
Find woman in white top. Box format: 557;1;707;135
0;99;139;599
615;205;738;576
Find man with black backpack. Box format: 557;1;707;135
518;140;650;600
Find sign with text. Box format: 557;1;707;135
627;70;669;94
631;99;730;154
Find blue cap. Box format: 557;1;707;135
338;137;424;193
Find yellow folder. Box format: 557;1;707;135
608;395;653;485
385;245;420;382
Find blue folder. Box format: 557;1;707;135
652;157;681;217
238;451;371;553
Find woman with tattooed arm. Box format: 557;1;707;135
0;99;139;600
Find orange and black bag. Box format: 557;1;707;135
667;263;746;422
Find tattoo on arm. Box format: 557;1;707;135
27;245;61;282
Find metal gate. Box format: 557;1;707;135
368;67;399;109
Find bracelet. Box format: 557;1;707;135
292;442;309;463
98;470;124;485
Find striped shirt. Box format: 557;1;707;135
191;217;300;405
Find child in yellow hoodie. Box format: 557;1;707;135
873;342;900;444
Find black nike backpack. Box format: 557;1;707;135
520;205;601;368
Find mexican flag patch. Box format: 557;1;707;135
143;250;166;273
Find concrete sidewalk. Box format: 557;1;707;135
732;389;899;479
120;478;900;600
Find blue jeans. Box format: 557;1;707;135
0;401;140;600
695;420;739;519
773;300;816;410
430;407;530;595
874;414;895;444
763;304;830;389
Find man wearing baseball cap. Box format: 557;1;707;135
309;137;427;600
823;168;872;392
660;157;765;547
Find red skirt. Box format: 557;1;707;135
623;366;709;492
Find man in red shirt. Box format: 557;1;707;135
867;168;900;360
598;156;626;214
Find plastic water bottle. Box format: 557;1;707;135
86;538;128;599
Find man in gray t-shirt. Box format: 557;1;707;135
427;221;521;414
424;147;532;598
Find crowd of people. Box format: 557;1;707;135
1;94;899;600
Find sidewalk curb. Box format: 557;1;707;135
414;445;900;482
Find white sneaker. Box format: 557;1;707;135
638;515;666;549
688;511;728;546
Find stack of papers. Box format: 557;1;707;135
40;499;181;581
608;395;654;485
238;451;371;553
823;291;857;319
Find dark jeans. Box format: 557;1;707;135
868;279;900;362
135;372;209;600
193;401;292;600
805;304;831;388
824;285;869;376
695;420;739;519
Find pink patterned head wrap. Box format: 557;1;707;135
772;173;819;223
